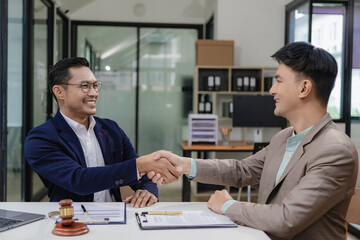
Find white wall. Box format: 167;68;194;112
204;0;217;21
214;0;285;67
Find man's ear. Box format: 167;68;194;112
52;85;65;101
298;79;312;99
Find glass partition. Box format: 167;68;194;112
33;0;48;127
55;13;63;62
52;12;66;117
138;28;197;155
7;0;24;201
31;0;49;200
76;25;197;156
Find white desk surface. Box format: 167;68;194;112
0;202;270;240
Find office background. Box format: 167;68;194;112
0;0;359;204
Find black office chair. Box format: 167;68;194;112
237;142;269;202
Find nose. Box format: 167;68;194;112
269;81;276;96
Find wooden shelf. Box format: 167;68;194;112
194;66;277;115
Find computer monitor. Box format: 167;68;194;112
232;95;286;128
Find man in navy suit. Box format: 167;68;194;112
24;57;179;206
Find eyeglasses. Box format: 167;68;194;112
61;81;102;93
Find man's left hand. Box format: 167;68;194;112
124;189;158;208
207;189;233;215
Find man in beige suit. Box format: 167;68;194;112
150;42;358;239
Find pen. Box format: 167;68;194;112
139;211;182;215
81;204;88;216
84;221;109;224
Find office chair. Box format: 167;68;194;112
346;187;360;238
237;142;269;202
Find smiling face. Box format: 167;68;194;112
56;66;99;123
269;64;303;120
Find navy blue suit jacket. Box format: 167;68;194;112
24;111;158;202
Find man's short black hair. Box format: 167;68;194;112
49;57;90;101
271;42;337;106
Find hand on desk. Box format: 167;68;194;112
146;150;191;185
124;189;158;208
208;189;234;215
136;151;181;184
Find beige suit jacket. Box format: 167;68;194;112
194;113;358;239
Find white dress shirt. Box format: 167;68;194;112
60;111;114;202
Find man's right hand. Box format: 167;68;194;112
136;152;181;184
147;150;191;184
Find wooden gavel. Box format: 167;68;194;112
59;199;75;226
52;199;89;236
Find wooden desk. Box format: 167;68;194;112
0;202;270;240
180;141;254;202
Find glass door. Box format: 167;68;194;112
55;13;63;62
76;25;198;156
52;11;68;117
31;0;49;200
6;0;24;201
138;28;197;156
33;0;48;127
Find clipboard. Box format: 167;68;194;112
135;210;238;230
56;202;126;225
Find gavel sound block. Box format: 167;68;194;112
52;199;89;236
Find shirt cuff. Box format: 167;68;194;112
136;166;141;181
221;200;237;214
186;158;197;179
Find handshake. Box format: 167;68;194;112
136;150;191;185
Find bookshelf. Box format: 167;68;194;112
194;66;277;116
191;65;277;198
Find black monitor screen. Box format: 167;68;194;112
233;95;286;128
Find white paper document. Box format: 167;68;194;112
57;202;126;225
136;209;237;230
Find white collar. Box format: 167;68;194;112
60;110;96;131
